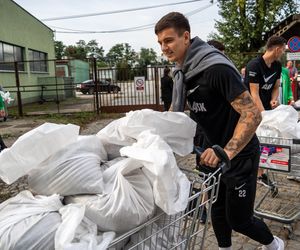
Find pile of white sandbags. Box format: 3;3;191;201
256;105;300;139
0;109;197;249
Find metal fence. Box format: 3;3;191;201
0;59;171;116
0;59;93;116
96;66;169;113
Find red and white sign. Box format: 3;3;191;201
134;76;145;92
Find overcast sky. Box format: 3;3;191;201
14;0;220;55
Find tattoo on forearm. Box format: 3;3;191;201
224;91;261;159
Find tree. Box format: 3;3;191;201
106;43;137;80
106;43;137;67
63;39;106;64
86;40;104;58
86;40;107;67
210;0;298;68
137;48;158;68
54;41;65;59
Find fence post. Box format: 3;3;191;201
54;60;60;113
14;61;23;116
154;67;160;110
93;56;100;115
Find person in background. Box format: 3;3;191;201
155;11;284;250
244;36;286;188
160;66;174;111
207;39;225;54
281;67;294;105
286;60;298;100
241;67;246;83
0;91;6;121
0;135;7;152
0;90;7;152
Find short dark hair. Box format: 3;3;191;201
266;36;286;49
207;40;225;51
163;66;171;76
155;12;190;36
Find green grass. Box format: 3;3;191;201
7;96;124;126
24;112;122;128
8;97;87;115
30;112;124;129
1;111;124;141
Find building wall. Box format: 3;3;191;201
69;60;89;84
0;0;55;103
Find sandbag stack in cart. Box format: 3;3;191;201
0;109;197;249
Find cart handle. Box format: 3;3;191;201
193;145;231;174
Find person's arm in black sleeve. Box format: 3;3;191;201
247;61;265;112
270;65;281;109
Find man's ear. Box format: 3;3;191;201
183;31;190;45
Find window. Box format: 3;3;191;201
28;49;48;72
0;42;25;71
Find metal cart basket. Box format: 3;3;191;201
108;167;223;250
254;135;300;238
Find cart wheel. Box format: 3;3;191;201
3;116;7;122
271;186;278;198
283;225;293;239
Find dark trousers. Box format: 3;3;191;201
211;150;274;247
0;135;6;152
163;101;171;111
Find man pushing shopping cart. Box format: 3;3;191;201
154;11;284;250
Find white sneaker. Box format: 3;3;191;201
261;236;284;250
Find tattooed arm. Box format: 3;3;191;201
224;90;262;160
200;91;261;166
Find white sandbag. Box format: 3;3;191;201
0;123;79;184
120;130;190;215
64;157;156;233
103;143;123;161
0;191;63;250
0;191;114;250
97;109;196;156
256;105;299;138
28;135;107;196
14;213;61;250
55;204;116;250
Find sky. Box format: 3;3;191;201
13;0;220;55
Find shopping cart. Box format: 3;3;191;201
254;135;300;238
108;145;230;250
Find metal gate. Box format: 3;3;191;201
96;66;166;113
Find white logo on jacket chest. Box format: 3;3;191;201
190;101;207;112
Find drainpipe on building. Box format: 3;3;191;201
14;61;23;116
